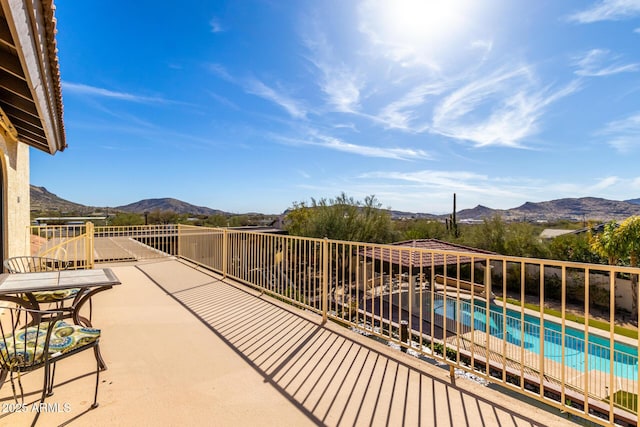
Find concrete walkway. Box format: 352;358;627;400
0;258;583;426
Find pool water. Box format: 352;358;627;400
431;296;638;379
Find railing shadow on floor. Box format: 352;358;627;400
136;260;577;427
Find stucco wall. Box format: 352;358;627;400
1;135;30;258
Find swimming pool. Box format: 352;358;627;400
431;295;638;380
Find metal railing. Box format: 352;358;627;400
29;223;177;267
26;223;640;426
31;223;93;268
177;226;639;427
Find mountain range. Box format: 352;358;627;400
30;185;640;222
455;197;640;222
30;186;228;216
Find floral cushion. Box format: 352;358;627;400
23;288;80;303
0;321;100;367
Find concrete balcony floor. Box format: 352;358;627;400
0;258;583;426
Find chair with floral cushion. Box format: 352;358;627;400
0;306;102;425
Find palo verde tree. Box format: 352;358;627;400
616;216;640;318
589;218;640;318
589;221;624;266
285;193;396;243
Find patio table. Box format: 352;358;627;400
0;268;121;327
0;268;121;371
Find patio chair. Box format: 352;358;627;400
3;256;92;323
0;306;101;425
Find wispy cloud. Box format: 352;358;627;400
297;169;311;179
302;29;362;113
63;82;166;103
333;122;359;132
600;112;640;152
378;82;447;130
365;169;486;186
573;49;640;76
318;68;362;113
356;169;543;212
281;131;431;160
355;169;640;212
635;27;640;33
207;91;239;110
568;0;640;23
590;176;620;190
430;67;580;147
209;18;225;33
245;79;307;119
360;169;523;197
208;64;307;119
208;63;234;82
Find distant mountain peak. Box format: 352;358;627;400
30;185;88;213
115;198;227;216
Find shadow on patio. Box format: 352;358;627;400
0;258;582;426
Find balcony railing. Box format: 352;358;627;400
28;223;640;427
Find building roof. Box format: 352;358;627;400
539;229;576;239
0;0;65;154
539;222;610;239
360;239;496;268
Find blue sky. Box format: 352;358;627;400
31;0;640;214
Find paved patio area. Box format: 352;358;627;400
0;258;584;426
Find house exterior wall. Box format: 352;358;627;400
1;135;30;258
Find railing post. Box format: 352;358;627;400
86;222;95;269
322;237;328;324
222;228;228;279
176;224;181;258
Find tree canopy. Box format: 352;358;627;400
285;193;396;243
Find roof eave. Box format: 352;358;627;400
1;0;65;154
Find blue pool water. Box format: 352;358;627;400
432;296;638;379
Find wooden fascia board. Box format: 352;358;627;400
1;0;61;154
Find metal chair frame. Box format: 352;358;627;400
0;306;100;426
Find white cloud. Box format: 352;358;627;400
245;80;307;119
574;49;640;76
470;40;493;53
302;30;362;113
430;67;580;147
600;112;640;152
354;169;640;212
377;82;447;130
281;131;431;160
590;176;620;190
635;27;640;33
333;122;359;132
208;63;234;82
210;18;225;33
297;169;311;179
355;169;544;212
207;91;239;110
208;64;307;118
568;0;640;23
361;170;522;196
320;70;362;113
62;82;166;103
